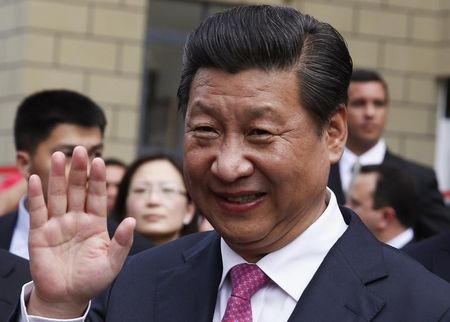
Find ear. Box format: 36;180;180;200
326;104;347;164
16;151;31;178
182;201;196;225
378;206;396;230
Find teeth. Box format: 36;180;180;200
225;194;261;203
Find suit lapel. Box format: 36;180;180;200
154;234;222;322
0;211;18;250
288;208;387;321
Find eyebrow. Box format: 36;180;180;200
52;143;104;154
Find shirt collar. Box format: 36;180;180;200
219;188;348;301
386;227;414;249
17;195;30;232
342;139;387;166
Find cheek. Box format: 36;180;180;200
126;196;144;218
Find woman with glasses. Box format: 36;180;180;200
111;153;197;245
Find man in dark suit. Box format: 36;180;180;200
404;231;450;283
346;164;418;248
0;249;30;322
16;5;450;322
0;90;150;259
328;68;450;239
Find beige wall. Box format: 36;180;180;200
0;0;448;168
0;0;146;165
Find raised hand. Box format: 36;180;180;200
27;146;135;318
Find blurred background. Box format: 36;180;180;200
1;0;450;200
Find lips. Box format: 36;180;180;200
213;190;266;212
222;193;265;204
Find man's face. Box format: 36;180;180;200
346;81;387;152
17;123;103;201
347;172;382;236
106;165;126;212
183;68;346;262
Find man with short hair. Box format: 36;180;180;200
0;90;150;260
328;68;450;239
104;158;127;214
16;6;450;322
347;164;418;248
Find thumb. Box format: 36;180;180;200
108;217;135;274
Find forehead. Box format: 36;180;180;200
132;160;183;183
187;67;301;115
43;123;103;147
348;81;386;99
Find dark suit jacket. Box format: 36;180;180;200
404;231;450;283
0;249;31;322
85;207;450;321
0;210;152;255
329;149;450;239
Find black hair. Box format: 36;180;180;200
14;89;107;154
104;158;127;169
360;164;418;228
177;5;352;131
111;153;198;238
351;68;389;103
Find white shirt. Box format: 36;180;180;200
9;196;30;259
339;139;387;195
386;228;414;249
213;189;348;322
19;189;348;322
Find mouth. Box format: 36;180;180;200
220;193;266;204
213;191;266;212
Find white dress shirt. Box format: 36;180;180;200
19;189;348;322
386;228;414;249
339;139;387;195
9;196;30;259
213;189;348;322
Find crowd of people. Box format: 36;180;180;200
0;4;450;322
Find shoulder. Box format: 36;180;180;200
384;151;435;178
0;209;18;224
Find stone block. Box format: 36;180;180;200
346;38;379;68
359;8;408;38
27;1;88;33
59;37;117;71
92;6;145;40
88;74;140;106
383;43;437;74
302;2;353;33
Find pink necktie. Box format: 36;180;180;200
222;263;270;322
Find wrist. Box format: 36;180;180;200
27;289;89;319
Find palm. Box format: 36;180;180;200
27;146;134;315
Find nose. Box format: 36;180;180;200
211;137;253;182
363;103;376;118
145;187;161;205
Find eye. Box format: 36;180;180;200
192;126;219;139
248;128;271;136
131;187;146;194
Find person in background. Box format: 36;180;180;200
104;158;127;214
347;164;418;248
112;153;197;245
328;68;450;239
16;5;450;322
0;249;30;322
0;89;150;259
404;230;450;283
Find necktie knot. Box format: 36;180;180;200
230;263;269;300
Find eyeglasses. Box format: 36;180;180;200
129;182;187;198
